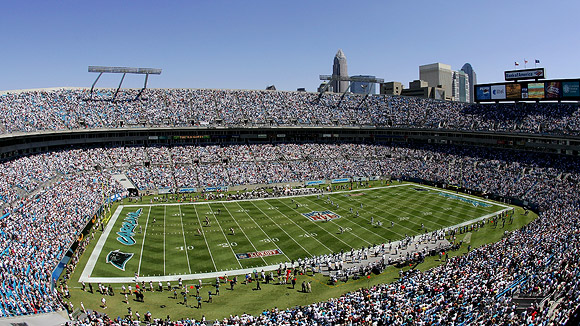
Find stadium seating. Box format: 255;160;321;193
0;88;578;324
1;89;579;135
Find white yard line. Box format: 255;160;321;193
218;203;268;266
205;203;243;268
163;205;166;275
137;206;152;276
300;195;384;243
247;201;313;257
192;204;218;271
178;204;192;273
79;183;513;283
233;201;290;261
275;198;356;248
335;190;446;234
265;200;334;252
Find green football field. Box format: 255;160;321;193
80;183;508;282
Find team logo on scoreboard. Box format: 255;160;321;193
302;210;341;222
106;250;134;271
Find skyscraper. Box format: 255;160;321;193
332;49;348;93
452;70;470;102
461;63;477;103
419;63;453;101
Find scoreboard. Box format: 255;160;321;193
475;79;580;102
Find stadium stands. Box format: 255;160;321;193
1;89;579;135
0;88;578;324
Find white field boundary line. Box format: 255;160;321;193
80;205;124;281
137;206;152;277
80;183;512;283
121;183;411;208
334;187;473;235
414;184;510;208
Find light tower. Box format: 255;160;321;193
87;66;162;101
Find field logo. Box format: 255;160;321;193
116;208;142;245
106;250;134;271
345;192;365;197
236;249;283;260
302;210;341;221
438;192;491;207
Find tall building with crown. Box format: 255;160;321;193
461;63;477;103
332;49;349;93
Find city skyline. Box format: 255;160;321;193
1;0;578;92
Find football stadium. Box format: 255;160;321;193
2;2;580;325
0;86;579;325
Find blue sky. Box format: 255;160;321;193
1;0;578;92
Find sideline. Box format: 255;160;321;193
121;183;411;208
79;208;123;282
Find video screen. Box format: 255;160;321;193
545;81;562;99
506;83;521;99
528;82;545;99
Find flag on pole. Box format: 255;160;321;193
514;62;519;66
535;59;540;64
524;59;528;64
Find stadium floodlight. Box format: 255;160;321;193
88;66;162;75
318;75;384;108
87;66;162;101
319;75;384;83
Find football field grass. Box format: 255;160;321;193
81;183;508;282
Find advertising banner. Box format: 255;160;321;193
491;85;506;100
476;86;491;100
504;68;545;81
562;81;580;97
305;180;325;186
178;188;197;193
158;188;173;194
204;186;228;192
331;178;351;184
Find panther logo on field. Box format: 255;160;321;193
106;250;134;271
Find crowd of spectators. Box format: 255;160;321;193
1;89;580;135
0;141;578;325
1;87;579;324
